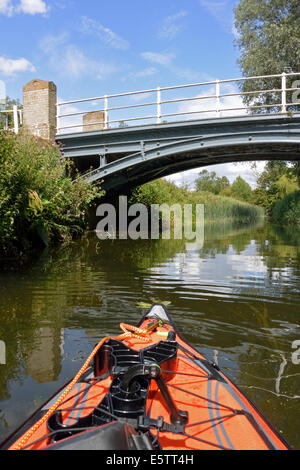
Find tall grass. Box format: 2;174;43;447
129;179;264;223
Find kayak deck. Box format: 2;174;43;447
2;305;290;451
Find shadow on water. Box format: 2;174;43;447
0;218;299;448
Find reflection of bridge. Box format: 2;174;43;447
54;72;300;192
57;114;300;193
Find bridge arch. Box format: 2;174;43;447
57;114;300;194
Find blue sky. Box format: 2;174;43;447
0;0;264;187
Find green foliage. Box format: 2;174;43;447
219;186;232;198
129;179;165;206
231;176;253;202
275;174;298;195
195;170;230;195
293;161;300;186
251;161;299;214
234;0;300;209
0;131;103;256
129;178;264;224
234;0;300;111
195;171;253;203
272;190;300;225
234;0;300;76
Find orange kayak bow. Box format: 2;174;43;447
1;305;290;451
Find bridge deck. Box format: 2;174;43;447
56;114;300;193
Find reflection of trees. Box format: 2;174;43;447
200;219;264;257
38;219;265;274
178;221;300;448
255;224;300;264
254;224;300;292
223;225;300;448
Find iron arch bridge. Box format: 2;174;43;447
56;114;300;193
55;72;300;193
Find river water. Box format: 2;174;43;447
0;221;299;449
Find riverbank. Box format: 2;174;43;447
271;190;300;226
129;179;265;224
0;131;103;261
0;131;264;262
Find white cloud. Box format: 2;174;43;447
128;92;152;103
0;55;36;75
39;34;118;80
63;46;94;78
140;50;209;82
0;0;48;15
177;83;247;119
81;16;130;50
123;66;158;85
200;0;228;16
0;0;13;15
0;79;6;103
63;46;118;79
18;0;48;14
140;52;175;67
39;32;69;54
57;98;83;134
134;67;158;78
159;11;188;39
199;0;236;36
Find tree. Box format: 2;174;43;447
231;176;253;202
234;0;300;111
252;161;299;212
234;0;300;185
195;170;230;195
256;161;290;191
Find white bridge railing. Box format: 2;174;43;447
56;72;300;135
0;105;22;134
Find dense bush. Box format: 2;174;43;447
0;131;103;257
272;191;300;226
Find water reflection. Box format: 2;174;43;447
26;327;63;384
0;220;299;448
